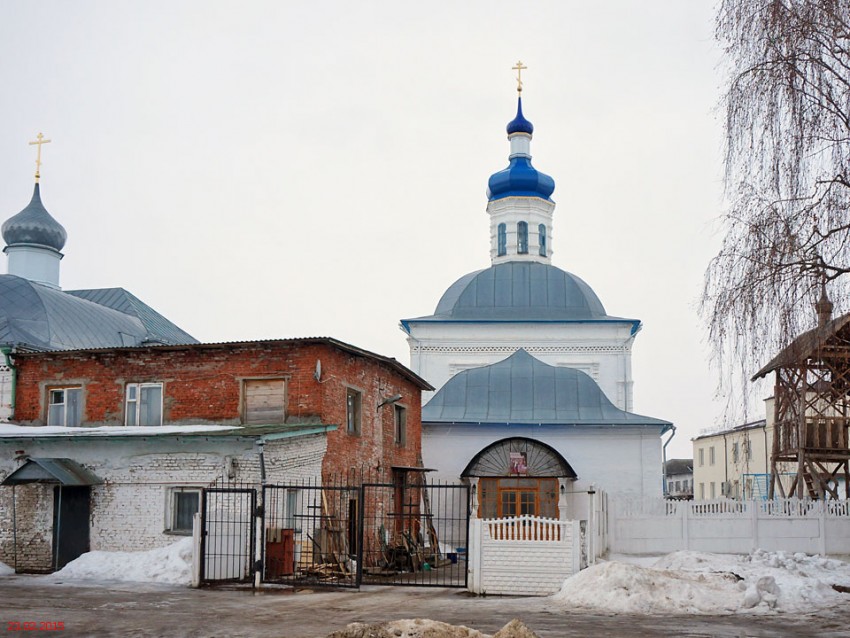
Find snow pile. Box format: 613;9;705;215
328;619;486;638
554;550;850;614
51;537;192;585
0;560;14;576
327;618;538;638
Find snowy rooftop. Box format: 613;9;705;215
0;423;336;439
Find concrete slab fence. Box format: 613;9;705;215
468;515;581;595
608;498;850;556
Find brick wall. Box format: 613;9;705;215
12;340;424;481
0;483;53;572
0;434;326;571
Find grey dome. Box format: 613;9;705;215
433;262;608;321
423;349;671;429
2;184;67;252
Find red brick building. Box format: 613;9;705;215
9;337;432;482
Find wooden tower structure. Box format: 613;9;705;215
753;296;850;499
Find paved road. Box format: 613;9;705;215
3;577;849;638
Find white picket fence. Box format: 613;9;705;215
468;515;581;596
609;498;850;555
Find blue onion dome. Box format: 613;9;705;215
506;97;534;135
487;97;555;201
487;157;555;201
2;184;67;252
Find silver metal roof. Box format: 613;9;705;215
406;262;637;323
1;458;102;486
1;184;67;252
67;287;198;346
423;349;671;430
0;274;198;351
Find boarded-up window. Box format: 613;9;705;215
244;379;286;425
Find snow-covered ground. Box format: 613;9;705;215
7;540;850;617
554;550;850;614
48;537;192;585
0;560;14;576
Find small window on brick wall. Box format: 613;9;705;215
394;405;407;446
48;387;82;427
168;487;201;534
244;379;286;425
347;388;362;435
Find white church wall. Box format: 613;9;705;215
407;320;637;410
5;246;62;290
423;424;663;500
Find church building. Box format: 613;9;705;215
401;70;672;508
0;136;198;420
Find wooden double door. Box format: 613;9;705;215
478;477;558;519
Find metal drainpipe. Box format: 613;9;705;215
1;347;16;421
662;425;677;496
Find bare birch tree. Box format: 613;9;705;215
703;0;850;413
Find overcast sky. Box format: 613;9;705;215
1;1;731;458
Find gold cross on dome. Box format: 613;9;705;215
29;132;52;183
512;60;527;94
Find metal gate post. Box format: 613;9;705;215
356;483;365;587
198;488;207;583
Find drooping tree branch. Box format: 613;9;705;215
703;0;850;418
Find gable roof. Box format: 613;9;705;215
752;312;850;380
422;349;670;430
66;287;198;345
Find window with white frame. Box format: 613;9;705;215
732;441;739;463
698;448;704;466
709;446;716;465
699;483;705;499
125;383;163;426
48;387;82;427
168;487;200;534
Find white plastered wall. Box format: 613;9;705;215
406;320;637;410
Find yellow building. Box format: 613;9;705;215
693;399;798;500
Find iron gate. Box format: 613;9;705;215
261;483;359;588
199;487;256;584
200;480;469;588
359;480;469;587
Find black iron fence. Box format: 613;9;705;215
198;476;469;589
199;486;256;583
360;480;469;587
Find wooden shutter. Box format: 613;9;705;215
244;379;286;424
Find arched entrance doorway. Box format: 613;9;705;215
461;437;577;519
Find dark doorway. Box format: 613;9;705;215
52;486;91;570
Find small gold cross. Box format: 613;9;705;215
29;132;52;183
512;60;527;94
